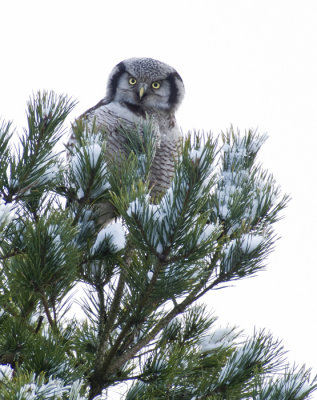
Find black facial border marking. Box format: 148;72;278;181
166;71;183;108
108;62;126;101
123;102;146;118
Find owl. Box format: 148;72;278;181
69;57;185;226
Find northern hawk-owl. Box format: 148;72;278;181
69;57;185;226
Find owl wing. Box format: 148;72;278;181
67;102;135;227
68;101;135;161
82;103;180;199
68;100;179;201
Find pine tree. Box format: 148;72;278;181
0;91;316;399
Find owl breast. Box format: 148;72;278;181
69;57;184;226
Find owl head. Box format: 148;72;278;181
104;58;185;113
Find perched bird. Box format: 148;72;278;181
69;57;185;226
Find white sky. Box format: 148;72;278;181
1;0;317;393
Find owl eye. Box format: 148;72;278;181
152;81;161;89
129;77;137;85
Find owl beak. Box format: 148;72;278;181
139;86;145;100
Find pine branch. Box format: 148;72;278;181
2;93;315;400
94;271;126;370
0;249;25;261
103;252;222;378
39;292;55;329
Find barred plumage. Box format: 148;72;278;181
69;58;185;226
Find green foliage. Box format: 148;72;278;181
0;91;315;400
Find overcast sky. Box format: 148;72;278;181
1;0;317;393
